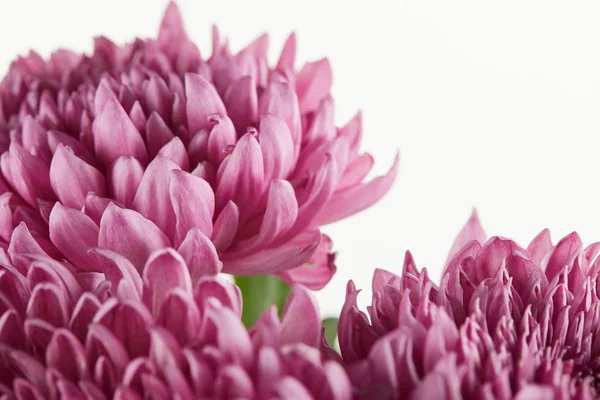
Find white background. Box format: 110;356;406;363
2;1;600;317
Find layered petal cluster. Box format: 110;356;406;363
0;2;397;288
339;212;600;399
0;241;351;399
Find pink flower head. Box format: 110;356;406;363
339;211;599;399
0;2;398;288
0;244;351;399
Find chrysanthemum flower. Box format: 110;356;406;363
0;2;397;288
0;242;351;399
339;211;599;399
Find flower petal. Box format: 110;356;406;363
98;203;170;272
92;96;148;167
49;204;100;271
132;157;180;240
143;248;192;314
281;285;321;347
224;76;258;133
312;153;399;227
50;145;106;209
178;228;222;280
185;73;226;134
169;170;214;247
295;58;332;114
110;156;144;207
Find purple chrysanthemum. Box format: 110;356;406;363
339;211;599;399
0;2;397;288
0;244;351;399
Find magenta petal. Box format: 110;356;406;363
26;283;69;327
90;248;143;299
277;234;335;290
312;153;399;227
276;33;297;72
132;157;180;240
48;130;94;165
275;377;313;400
206;115;236;166
146;112;175;159
281;285;320;347
143;248;192;314
336;153;374;192
185;73;226;134
110;156;144;207
2;142;55;207
50;145;106;209
69;293;101;343
0;193;13;242
8;222;48;272
169;170;214;247
211;200;239;253
86;323;130;377
527;229;553;266
295;58;332;114
224;76;258;133
156;288;201;345
258;115;295;181
0;309;25;349
242;179;297;252
49;204;100;271
98;203;171;272
46;329;88;381
215;133;265;216
157;137;190;170
223;230;321;274
178;228;222;280
13;378;45;400
194;276;243;317
92;96;148;167
83;194;123;225
258;81;301;154
444;208;487;269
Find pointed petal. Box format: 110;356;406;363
281;285;320;347
258;115;295;181
259;81;301;154
215;133;265;216
312;153;399;226
50;145;105;209
206;115;236;166
92;97;148;167
211;200;239;252
8;222;48;272
109;156;144;207
445;208;487;268
277;234;335;289
170;170;215;247
224;76;258;133
194;276;242;317
157;137;190;170
223;230;321;274
178;228;221;280
276;32;297;72
143;248;192;314
296;58;333;114
146;112;175;159
132;157;180;240
185;73;226;133
98;203;171;271
243;179;297;251
46;329;87;381
49;204;100;271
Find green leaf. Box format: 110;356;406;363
235;275;292;328
322;317;339;348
